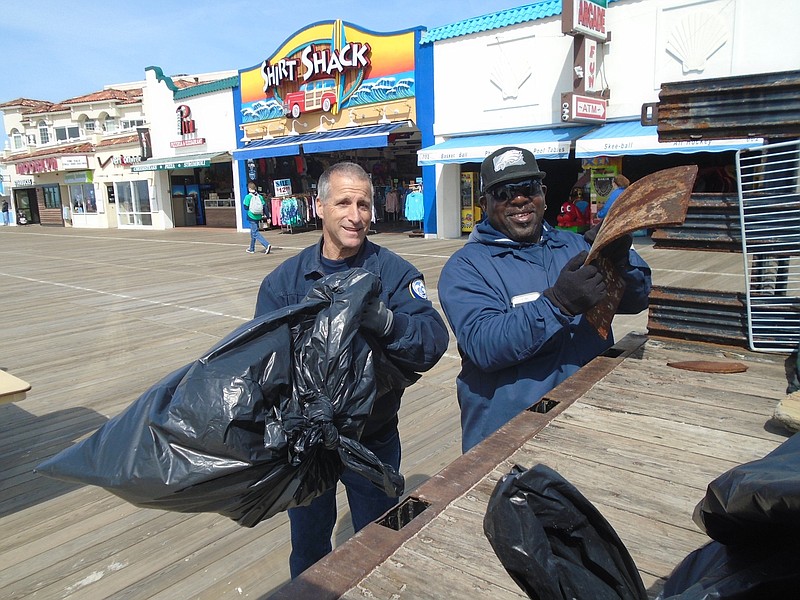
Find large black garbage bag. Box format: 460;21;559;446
36;269;413;527
692;431;800;545
657;432;800;599
658;539;800;599
483;464;647;600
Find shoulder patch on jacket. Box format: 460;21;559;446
409;278;427;300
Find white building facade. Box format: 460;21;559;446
133;67;240;230
0;88;148;228
420;0;800;239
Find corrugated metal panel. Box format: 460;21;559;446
647;286;748;347
651;193;742;252
652;70;800;141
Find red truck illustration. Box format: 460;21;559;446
283;78;337;118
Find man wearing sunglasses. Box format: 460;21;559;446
439;146;652;452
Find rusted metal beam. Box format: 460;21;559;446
646;70;800;141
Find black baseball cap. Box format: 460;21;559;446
480;146;546;193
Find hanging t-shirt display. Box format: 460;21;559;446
404;191;424;222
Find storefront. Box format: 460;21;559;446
232;19;434;234
418;0;799;239
6;147;108;227
575;120;764;215
134;67;239;229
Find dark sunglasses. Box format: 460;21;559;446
488;179;544;202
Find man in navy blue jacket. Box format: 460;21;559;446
254;162;449;578
439;147;651;453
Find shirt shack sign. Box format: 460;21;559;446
237;19;418;141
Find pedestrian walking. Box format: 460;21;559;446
244;182;272;254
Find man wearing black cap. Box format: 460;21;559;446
438;146;652;452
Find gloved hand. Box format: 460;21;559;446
584;225;632;271
583;223;601;245
361;296;394;337
543;251;607;316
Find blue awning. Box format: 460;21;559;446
232;123;405;161
575;120;764;158
416;126;596;166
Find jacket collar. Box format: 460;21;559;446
468;220;568;256
302;236;380;279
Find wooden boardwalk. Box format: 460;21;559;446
276;335;791;600
0;224;759;599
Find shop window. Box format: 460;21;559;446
11;129;24;150
115;180;152;226
43;185;61;209
38;121;50;144
55;126;80;141
69;183;96;213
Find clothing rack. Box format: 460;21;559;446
273;195;319;234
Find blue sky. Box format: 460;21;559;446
0;0;528;146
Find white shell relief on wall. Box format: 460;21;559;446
665;10;729;74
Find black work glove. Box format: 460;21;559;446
543;251;607;316
361;296;394;337
584;225;632;271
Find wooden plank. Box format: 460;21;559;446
303;334;789;600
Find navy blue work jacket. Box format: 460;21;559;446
438;221;652;452
255;237;449;439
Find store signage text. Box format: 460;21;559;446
274;178;292;197
113;154;142;166
17;157;58;174
132;159;211;172
262;42;372;88
171;105;205;148
562;0;608;42
14;178;34;186
170;138;206;148
561;92;607;123
177;105;196;135
97;154;143;168
64;170;93;184
61;155;89;170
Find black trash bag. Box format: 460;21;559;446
484;464;647;600
36;268;413;527
658;538;800;599
692;431;800;545
657;432;800;599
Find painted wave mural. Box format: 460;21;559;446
342;75;415;109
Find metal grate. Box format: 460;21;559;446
736;140;800;352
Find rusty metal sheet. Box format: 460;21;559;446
585;165;698;339
586;164;698;263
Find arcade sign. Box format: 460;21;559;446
562;92;607;123
562;0;608;43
